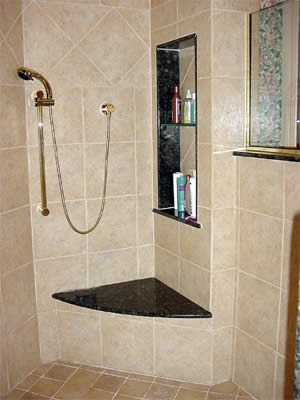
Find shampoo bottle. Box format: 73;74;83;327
173;172;183;210
172;86;181;124
177;175;186;214
183;89;192;124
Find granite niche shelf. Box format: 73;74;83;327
153;208;202;229
160;123;196;127
52;277;212;318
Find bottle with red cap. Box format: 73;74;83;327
172;86;181;124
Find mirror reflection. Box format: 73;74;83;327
249;0;300;149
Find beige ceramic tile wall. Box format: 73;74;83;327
22;0;153;371
210;0;251;385
0;0;40;395
151;0;254;385
231;2;298;400
151;0;214;383
233;157;299;400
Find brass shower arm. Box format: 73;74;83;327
17;66;54;100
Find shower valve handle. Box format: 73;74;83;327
100;103;115;115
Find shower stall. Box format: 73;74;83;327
0;1;298;399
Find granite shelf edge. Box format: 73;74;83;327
52;277;212;319
232;150;300;162
153;208;202;228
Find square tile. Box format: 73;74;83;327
119;379;152;397
17;374;40;390
55;369;100;399
93;374;125;392
147;383;178;400
177;389;207;400
32;364;52;377
209;382;238;396
45;364;77;381
1;389;26;400
81;389;114;400
30;378;64;397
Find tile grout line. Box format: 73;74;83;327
153;318;156;377
118;52;148;86
99;311;104;367
111;376;130;400
133;88;140;279
14;360;248;400
230;155;238;382
115;7;150;49
81;86;89;286
238;269;283;291
173;382;183;400
272;161;287;400
238;206;284;222
48;362;82;399
31;245;156;265
232;155;241;382
22;0;46;378
42;2;114;86
236;326;277;354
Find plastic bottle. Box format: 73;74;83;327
189;169;197;218
191;92;196;124
173;172;183;210
172;86;181;124
185;175;192;215
183;89;192;124
177;175;186;214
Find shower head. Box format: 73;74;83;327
17;68;33;81
17;67;53;99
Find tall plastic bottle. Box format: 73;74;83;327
172;86;181;124
177;175;186;214
191;92;196;124
173;172;183;210
183;89;192;124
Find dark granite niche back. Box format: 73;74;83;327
157;47;180;208
157;47;179;124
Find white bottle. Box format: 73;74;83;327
189;169;196;218
183;89;192;124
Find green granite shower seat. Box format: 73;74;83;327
52;277;212;319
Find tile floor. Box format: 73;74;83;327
1;361;253;400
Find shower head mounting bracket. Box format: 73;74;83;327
32;90;55;107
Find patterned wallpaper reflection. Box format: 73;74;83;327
257;3;283;146
261;0;284;8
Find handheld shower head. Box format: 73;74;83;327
17;67;53;99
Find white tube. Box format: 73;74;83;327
190;176;196;218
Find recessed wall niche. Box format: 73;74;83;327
153;34;200;228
